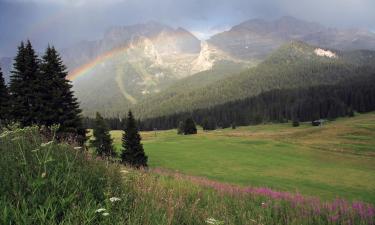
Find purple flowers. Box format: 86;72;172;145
152;168;375;224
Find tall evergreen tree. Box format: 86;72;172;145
9;41;41;126
0;67;10;126
90;112;114;158
121;111;148;168
39;46;86;144
183;117;197;135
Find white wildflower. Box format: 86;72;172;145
74;146;82;150
102;212;110;216
206;218;224;225
120;169;129;174
41;141;53;147
109;197;121;202
95;208;106;213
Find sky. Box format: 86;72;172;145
0;0;374;57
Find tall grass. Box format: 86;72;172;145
0;126;130;224
0;126;374;224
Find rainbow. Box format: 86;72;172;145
67;44;131;81
65;30;192;81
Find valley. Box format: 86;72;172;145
99;113;375;203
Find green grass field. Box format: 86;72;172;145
108;113;375;203
2;121;374;224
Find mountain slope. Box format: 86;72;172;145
66;22;249;117
134;41;375;118
208;16;375;61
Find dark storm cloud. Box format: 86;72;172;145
1;0;374;56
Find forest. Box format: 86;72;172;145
85;74;375;131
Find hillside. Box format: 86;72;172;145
208;16;375;61
65;22;246;117
134;41;375;118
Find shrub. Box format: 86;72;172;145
183;118;197;135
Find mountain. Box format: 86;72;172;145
65;22;245;117
133;41;375;118
1;17;375;118
208;16;375;61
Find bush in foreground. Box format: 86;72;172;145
0;127;374;225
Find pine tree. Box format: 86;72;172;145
177;121;184;135
39;46;86;144
183;117;197;135
121;111;148;168
9;41;41;126
0;67;10;126
90;112;114;158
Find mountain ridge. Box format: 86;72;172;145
132;41;375;119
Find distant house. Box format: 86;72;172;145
312;119;326;126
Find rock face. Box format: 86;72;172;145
208;16;375;61
62;22;202;75
61;22;218;117
314;48;337;58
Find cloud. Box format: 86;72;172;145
0;0;374;56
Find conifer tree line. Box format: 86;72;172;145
83;74;375;131
140;74;375;130
0;41;85;144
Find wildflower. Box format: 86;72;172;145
41;141;53;147
109;197;121;202
95;208;106;213
74;146;82;150
41;172;46;178
120;169;129;174
261;202;267;208
206;218;224;225
329;214;339;222
102;212;110;216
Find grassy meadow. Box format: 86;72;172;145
1;125;374;224
107;113;375;203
